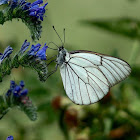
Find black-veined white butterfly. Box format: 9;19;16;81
47;26;131;105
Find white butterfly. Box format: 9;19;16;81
49;27;131;105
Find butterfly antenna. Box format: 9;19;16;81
48;41;59;49
47;46;57;51
52;26;63;46
64;28;65;44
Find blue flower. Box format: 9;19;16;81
6;81;15;96
10;81;16;90
22;2;31;10
4;80;37;121
13;85;21;97
0;46;13;64
7;0;48;21
6;136;14;140
19;40;48;60
31;0;43;6
29;1;48;21
6;80;28;98
20;89;28;96
36;43;48;60
20;80;24;88
20;40;30;54
28;43;41;55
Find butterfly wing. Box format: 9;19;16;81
60;50;131;105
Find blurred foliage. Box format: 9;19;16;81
81;17;140;40
0;0;140;140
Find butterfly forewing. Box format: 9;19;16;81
59;50;131;105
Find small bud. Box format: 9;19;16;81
64;107;78;128
52;96;62;110
64;105;86;128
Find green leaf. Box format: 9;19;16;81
81;18;140;39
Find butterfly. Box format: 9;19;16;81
48;27;131;105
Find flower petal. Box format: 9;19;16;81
36;43;48;60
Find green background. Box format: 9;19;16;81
0;0;140;139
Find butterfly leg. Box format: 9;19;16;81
46;64;58;79
47;55;57;61
47;59;56;66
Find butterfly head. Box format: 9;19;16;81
58;46;64;52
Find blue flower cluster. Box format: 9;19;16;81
6;136;14;140
28;0;48;21
0;40;48;64
20;40;48;60
1;0;48;21
6;81;28;98
0;46;13;64
4;80;37;121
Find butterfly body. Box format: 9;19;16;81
56;46;68;66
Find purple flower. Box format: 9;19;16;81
6;80;28;98
20;40;48;60
22;2;31;10
36;43;48;60
20;80;25;88
28;43;41;55
20;89;28;96
10;81;16;90
6;136;14;140
7;0;48;21
6;81;15;96
0;46;13;64
20;40;30;54
13;85;21;97
29;1;48;21
31;0;43;7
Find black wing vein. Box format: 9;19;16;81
103;60;122;80
88;74;105;96
68;65;79;101
66;65;74;102
69;61;109;87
